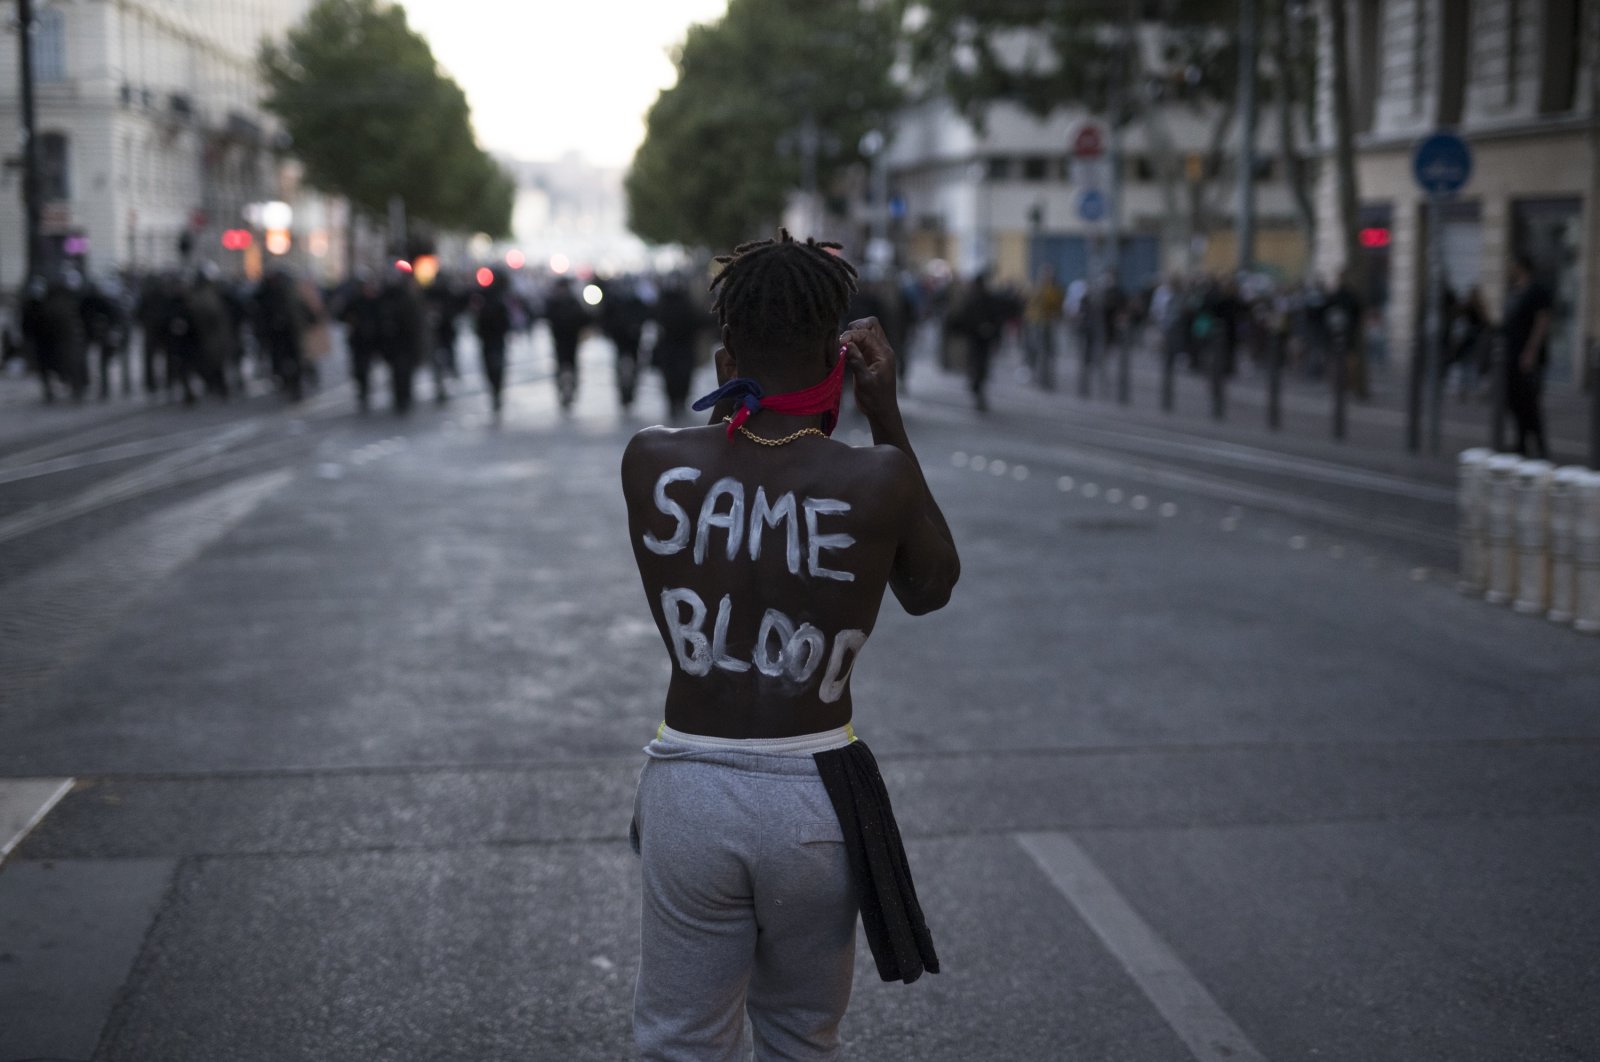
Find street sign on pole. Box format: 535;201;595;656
1412;131;1473;455
1412;133;1473;195
1077;189;1107;223
1070;121;1106;160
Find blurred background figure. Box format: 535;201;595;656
254;268;313;402
1502;255;1553;458
542;275;591;412
22;273;88;404
81;275;132;401
337;269;386;413
426;272;464;404
473;268;514;418
1024;264;1064;391
379;263;429;415
948;271;1007;411
601;275;650;412
650;275;703;421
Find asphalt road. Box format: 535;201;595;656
2;329;1597;1062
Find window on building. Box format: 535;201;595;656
1537;0;1580;114
1131;155;1156;181
1355;0;1381;134
985;156;1011;181
33;8;67;83
39;132;70;201
1439;0;1468;126
1021;156;1051;181
1411;0;1429;114
1506;0;1521;105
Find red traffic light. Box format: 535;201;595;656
221;229;254;251
1358;227;1391;249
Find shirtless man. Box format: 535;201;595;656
621;231;959;1061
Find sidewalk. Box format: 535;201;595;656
903;329;1598;474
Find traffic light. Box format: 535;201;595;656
221;229;254;251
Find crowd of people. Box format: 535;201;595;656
4;252;1557;456
927;259;1552;455
0;262;737;423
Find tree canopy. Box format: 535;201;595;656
260;0;514;238
902;0;1240;129
625;0;901;251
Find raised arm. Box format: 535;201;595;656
840;317;960;615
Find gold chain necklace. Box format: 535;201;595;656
722;415;825;447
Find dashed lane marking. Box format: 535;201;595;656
934;426;1454;552
0;778;73;864
1017;832;1271;1062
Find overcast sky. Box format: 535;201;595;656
398;0;730;168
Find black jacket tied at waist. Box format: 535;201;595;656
812;740;939;984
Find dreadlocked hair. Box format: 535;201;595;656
708;229;859;362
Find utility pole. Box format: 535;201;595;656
17;0;44;284
1234;0;1259;273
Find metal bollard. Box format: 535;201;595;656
1512;460;1555;615
1483;454;1523;605
1546;466;1589;624
1575;471;1600;635
1457;448;1494;595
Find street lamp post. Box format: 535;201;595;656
17;0;44;285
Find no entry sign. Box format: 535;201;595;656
1071;121;1106;160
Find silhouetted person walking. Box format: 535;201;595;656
474;271;514;417
1502;255;1553;458
651;279;703;421
543;277;590;411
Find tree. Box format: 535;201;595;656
1324;0;1364;292
260;0;513;240
626;0;900;250
902;0;1319;269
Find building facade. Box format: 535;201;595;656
0;0;315;284
878;22;1314;292
883;93;1311;291
1314;0;1599;384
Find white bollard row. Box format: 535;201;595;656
1459;449;1600;633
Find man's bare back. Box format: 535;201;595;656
621;318;958;738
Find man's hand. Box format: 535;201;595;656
839;317;901;431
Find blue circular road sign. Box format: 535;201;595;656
1412;132;1473;195
1078;188;1107;223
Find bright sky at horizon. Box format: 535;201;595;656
397;0;730;169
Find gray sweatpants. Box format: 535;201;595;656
632;727;859;1061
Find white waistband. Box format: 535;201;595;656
655;722;856;754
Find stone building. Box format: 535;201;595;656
879;26;1312;291
1314;0;1599;384
0;0;315;283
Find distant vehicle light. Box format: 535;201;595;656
583;284;604;306
549;253;570;275
505;249;526;270
477;267;495;288
394;259;414;274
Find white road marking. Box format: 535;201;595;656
1017;832;1270;1062
0;778;73;863
903;402;1456;549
